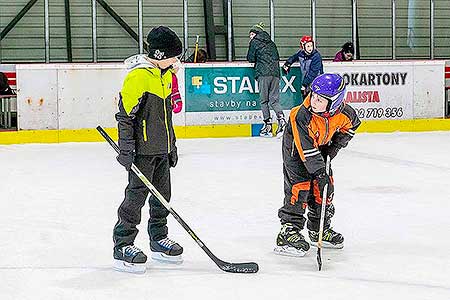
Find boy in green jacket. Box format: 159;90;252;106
113;26;183;274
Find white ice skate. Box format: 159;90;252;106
150;237;184;264
273;245;307;257
151;252;183;264
308;229;344;249
113;244;147;274
113;259;147;274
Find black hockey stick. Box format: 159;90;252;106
316;155;331;271
97;126;259;274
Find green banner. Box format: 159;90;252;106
185;66;303;112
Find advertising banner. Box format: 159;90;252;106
184;65;303;125
326;63;414;120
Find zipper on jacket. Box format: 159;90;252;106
291;139;295;157
322;117;329;145
161;75;171;153
142;120;148;142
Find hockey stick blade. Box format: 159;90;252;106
316;248;322;271
96;126;259;274
216;260;259;273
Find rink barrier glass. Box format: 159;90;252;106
2;119;450;144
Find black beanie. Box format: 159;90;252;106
147;26;182;60
342;42;355;55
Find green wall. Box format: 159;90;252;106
1;0;449;63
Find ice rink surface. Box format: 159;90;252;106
1;132;449;300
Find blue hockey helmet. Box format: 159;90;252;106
310;73;347;113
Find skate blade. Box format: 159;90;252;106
309;241;344;249
151;252;183;264
259;134;274;138
273;245;307;257
113;259;146;274
276;131;284;138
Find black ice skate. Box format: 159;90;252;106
309;227;344;249
150;237;183;264
113;244;147;274
274;223;310;257
275;117;286;138
259;120;273;137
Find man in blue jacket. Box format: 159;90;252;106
282;35;323;98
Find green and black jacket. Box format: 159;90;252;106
116;66;176;156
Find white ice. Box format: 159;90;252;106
1;132;449;300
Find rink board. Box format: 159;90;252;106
2;118;450;144
0;60;449;144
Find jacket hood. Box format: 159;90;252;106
300;49;319;58
254;31;272;43
124;54;157;71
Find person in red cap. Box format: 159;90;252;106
113;26;183;273
282;35;323;99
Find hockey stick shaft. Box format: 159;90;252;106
317;155;331;271
97;126;258;273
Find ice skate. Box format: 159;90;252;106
113;244;147;274
309;227;344;249
275;117;286;138
150;237;184;264
274;223;310;257
259;121;273;138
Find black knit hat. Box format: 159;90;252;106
147;26;182;60
342;42;355;55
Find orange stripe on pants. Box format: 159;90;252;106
313;176;334;204
291;181;311;205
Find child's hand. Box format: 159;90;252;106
172;99;183;113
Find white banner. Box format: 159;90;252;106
326;63;414;120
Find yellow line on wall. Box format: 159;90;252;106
358;119;450;133
1;119;450;145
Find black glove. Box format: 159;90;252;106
314;168;334;202
116;150;135;171
168;147;178;168
326;144;340;160
320;144;340;161
301;84;310;98
282;63;291;75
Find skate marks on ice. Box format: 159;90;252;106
350;185;412;195
346;150;450;172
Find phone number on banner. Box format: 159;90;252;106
355;107;404;119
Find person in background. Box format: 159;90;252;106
0;72;15;96
186;49;208;63
282;35;323;99
333;42;355;62
247;22;286;138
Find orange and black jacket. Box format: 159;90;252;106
283;94;361;174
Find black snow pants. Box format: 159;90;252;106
278;155;335;232
113;154;171;249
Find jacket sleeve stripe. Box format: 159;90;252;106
290;106;306;162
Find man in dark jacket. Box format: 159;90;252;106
247;22;286;137
283;35;323;99
113;26;183;274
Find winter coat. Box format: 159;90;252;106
285;49;323;87
116;55;176;156
282;94;361;175
247;31;281;79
